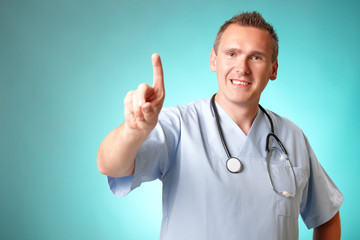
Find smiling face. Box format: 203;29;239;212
210;24;278;110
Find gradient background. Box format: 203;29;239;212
1;0;359;239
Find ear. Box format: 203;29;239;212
269;59;278;81
210;48;217;72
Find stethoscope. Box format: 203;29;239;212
211;94;297;198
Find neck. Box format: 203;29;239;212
215;95;259;136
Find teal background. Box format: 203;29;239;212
1;0;359;239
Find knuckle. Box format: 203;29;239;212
137;83;148;91
126;90;134;97
124;91;134;102
124;97;132;106
132;97;141;114
132;92;139;104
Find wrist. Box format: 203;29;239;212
121;122;151;142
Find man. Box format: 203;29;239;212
98;12;343;240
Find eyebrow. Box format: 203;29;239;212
222;47;240;53
250;50;267;56
222;48;267;57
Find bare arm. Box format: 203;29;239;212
97;53;165;177
313;211;341;240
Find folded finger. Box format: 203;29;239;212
132;91;143;120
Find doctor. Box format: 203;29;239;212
98;12;343;240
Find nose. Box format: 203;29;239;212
234;57;250;75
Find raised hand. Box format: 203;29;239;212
124;53;165;133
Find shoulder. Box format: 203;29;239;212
154;98;211;141
160;98;211;120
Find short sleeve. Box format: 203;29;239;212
107;108;181;197
300;134;344;229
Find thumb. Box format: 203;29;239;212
141;102;156;123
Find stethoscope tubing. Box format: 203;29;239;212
210;94;296;197
211;94;232;159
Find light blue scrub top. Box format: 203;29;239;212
108;98;344;240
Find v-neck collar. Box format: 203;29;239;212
214;102;269;159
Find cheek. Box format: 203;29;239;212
218;62;233;76
216;71;227;86
253;64;272;77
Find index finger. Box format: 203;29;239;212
152;53;164;93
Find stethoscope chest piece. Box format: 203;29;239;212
226;157;242;173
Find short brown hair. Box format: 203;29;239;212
213;11;279;62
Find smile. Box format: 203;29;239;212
231;80;250;85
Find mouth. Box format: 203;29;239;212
230;79;250;86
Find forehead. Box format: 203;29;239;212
218;24;273;53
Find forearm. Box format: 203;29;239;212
313;211;341;240
97;122;149;177
97;53;164;178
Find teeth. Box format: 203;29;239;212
232;80;249;85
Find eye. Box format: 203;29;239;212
251;55;261;60
227;52;235;57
